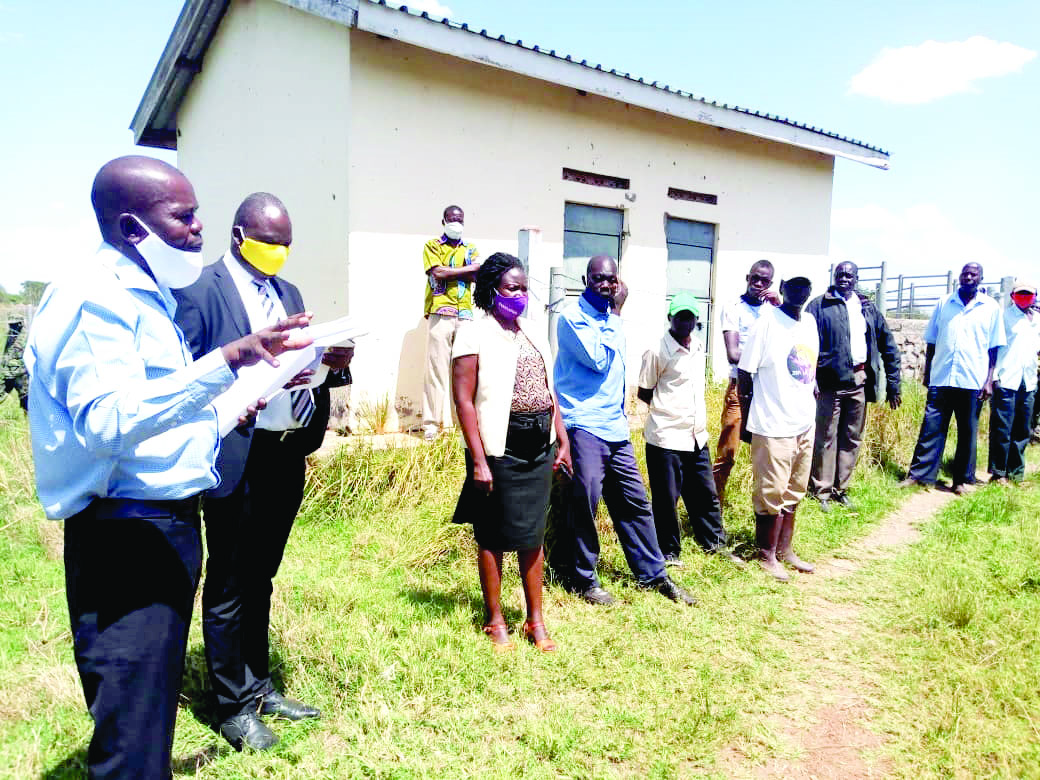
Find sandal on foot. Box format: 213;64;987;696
482;623;515;653
522;621;558;652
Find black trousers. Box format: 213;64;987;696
565;428;666;589
988;383;1035;479
65;499;203;780
645;442;727;558
202;431;306;719
907;386;983;486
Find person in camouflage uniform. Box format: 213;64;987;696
1;318;29;411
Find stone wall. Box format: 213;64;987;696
888;318;928;380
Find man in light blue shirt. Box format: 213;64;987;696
553;255;695;607
25;156;311;779
902;262;1006;492
988;280;1040;482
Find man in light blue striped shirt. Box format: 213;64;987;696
902;262;1006;493
553;255;695;607
25;156;312;779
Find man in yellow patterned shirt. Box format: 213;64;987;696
422;204;480;439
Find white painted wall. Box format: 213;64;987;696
174;8;838;432
176;0;352;319
346;32;835;429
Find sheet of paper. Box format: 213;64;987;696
211;315;367;436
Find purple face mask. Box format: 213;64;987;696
493;291;528;320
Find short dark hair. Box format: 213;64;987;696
473;252;523;312
750;259;774;274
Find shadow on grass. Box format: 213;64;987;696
40;743;232;778
401;586;526;628
172;743;232;776
42;749;87;779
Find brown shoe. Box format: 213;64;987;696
482;623;516;653
897;477;926;488
523;621;558;652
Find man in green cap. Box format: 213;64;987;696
638;291;742;567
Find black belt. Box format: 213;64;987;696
86;496;202;521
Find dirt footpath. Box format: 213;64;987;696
720;481;980;779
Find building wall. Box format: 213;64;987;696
177;0;352;317
346;32;835;430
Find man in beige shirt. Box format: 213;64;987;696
638;292;742;567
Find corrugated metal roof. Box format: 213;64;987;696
131;0;888;164
382;0;886;155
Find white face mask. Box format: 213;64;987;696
443;221;464;241
132;216;204;289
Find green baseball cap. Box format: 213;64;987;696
668;291;700;318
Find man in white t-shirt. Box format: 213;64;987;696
738;275;819;581
712;260;780;504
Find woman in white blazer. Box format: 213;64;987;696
452;253;571;652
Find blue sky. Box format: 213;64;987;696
1;0;1036;294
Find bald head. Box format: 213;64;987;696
89;156;202;269
230;193;292;274
233;192;289;231
91;157;192;243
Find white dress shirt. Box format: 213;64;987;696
221;252;301;431
995;305;1040;392
844;293;868;365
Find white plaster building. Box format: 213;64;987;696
133;0;888;432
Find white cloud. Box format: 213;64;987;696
389;0;453;18
849;37;1036;103
830;203;1028;287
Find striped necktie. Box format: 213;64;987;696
253;278;314;426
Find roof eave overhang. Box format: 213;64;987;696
131;0;889;170
356;2;888;169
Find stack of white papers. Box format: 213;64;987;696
212;315;367;436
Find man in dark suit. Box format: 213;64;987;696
174;192;352;751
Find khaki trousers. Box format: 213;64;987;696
422;313;461;432
809;370;867;499
751;429;814;516
712;379;743;500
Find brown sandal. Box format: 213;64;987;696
523;621;558;652
482;623;516;653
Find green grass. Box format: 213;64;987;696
847;478;1040;778
0;380;1034;778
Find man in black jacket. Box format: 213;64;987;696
174;193;352;751
805;262;901;511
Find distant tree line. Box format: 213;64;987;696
0;281;47;306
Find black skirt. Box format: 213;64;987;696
453;411;554;551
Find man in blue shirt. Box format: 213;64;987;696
25;156;312;779
553;255;695;606
901;263;1006;493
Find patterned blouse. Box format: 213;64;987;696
511;331;553;412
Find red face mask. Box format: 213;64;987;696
1011;291;1036;309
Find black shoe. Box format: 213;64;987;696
832;492;856;511
220;712;279;752
651;576;697;606
260;691;321;720
578;585;615;606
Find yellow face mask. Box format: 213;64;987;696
239;236;289;276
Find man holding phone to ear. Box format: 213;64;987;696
553;255;696;607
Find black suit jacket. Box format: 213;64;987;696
173;257;344;498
